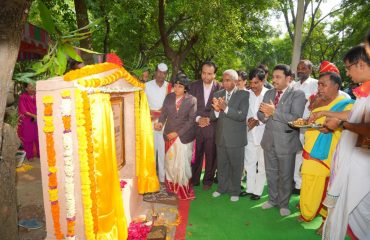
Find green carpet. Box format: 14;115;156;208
187;185;322;240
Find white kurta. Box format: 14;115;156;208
323;95;370;240
145;80;169;111
244;87;268;195
145;80;170;182
292;77;318;189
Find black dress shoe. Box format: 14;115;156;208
239;191;252;197
292;188;301;195
250;194;261;200
213;177;218;184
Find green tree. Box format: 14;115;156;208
0;1;34;239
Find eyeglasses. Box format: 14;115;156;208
345;61;358;71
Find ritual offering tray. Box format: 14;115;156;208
288;118;323;129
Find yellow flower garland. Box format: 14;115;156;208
42;96;64;240
80;90;98;233
63;62;144;89
75;89;96;239
64;62;118;81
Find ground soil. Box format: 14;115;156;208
16;159;47;240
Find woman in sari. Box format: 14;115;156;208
18;82;39;161
154;72;197;200
299;72;353;234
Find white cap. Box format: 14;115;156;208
157;63;168;72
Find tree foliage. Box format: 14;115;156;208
19;0;370;83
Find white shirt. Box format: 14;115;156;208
292;77;318;119
145;80;169;110
339;90;351;99
214;87;237;118
247;87;268;145
196;81;215;122
292;77;318;100
203;81;214;106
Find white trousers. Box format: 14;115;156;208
244;142;266;196
349;191;370;240
294;151;302;189
294;133;305;189
154;129;165;182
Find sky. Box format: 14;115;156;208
270;0;343;36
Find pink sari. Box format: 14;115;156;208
18;92;39;159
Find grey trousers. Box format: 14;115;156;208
216;145;244;196
264;146;296;208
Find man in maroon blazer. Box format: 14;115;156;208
189;61;221;190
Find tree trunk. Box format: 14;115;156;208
291;0;304;72
99;0;110;61
0;1;32;238
0;125;20;240
74;0;94;64
158;0;198;82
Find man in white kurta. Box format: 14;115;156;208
291;60;318;193
321;45;370;240
243;68;268;200
145;63;170;183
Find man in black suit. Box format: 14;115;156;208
189;61;221;190
211;69;249;202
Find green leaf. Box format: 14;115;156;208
66;18;103;35
37;0;56;35
75;46;101;54
34;58;53;75
57;45;68;75
13;73;37;84
31;62;43;72
61;44;83;62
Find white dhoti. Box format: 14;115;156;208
244;142;266;196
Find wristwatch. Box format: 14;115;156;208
339;120;346;129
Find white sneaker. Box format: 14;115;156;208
230;196;239;202
212;191;221;198
261;201;275;209
280;208;291;216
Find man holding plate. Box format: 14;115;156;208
299;72;354;235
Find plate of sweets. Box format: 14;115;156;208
288;118;323;129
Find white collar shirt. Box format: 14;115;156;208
203;81;214;107
145;79;169;110
292;77;318;100
247;87;268;145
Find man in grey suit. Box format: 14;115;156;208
211;69;249;202
258;64;306;216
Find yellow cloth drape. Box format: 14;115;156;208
89;93;127;240
300;95;353;221
134;90;160;194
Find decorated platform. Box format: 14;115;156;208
36;62;159;239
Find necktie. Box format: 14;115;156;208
274;90;283;107
226;93;231;102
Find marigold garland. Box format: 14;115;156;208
42;96;64;240
63;62;144;89
75;89;96;239
64;62;119;81
80;90;98;233
61;90;77;240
